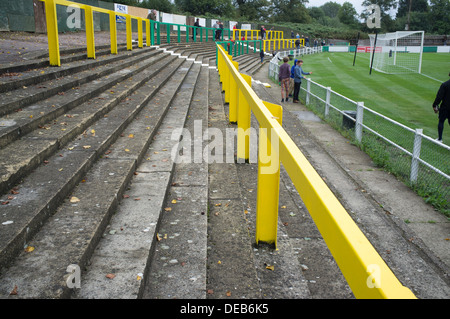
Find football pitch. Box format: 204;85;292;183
295;52;450;143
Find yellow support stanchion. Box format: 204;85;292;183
237;73;252;162
146;20;151;47
255;101;283;248
229;60;239;123
126;15;132;50
138;18;143;48
109;11;117;54
44;0;60;66
85;6;95;59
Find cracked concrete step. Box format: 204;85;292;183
0;52;173;195
0;57;192;282
142;63;209;299
0;44;152;95
77;62;207;299
0;47;159;117
0;42;139;75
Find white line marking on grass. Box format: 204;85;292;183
328;57;332;63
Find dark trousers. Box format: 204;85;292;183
293;81;301;101
438;108;449;139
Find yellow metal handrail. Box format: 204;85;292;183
40;0;151;66
216;44;416;299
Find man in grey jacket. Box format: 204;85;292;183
293;60;312;103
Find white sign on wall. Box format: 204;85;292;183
114;3;127;24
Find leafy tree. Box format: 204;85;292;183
396;0;428;18
338;2;358;26
233;0;271;21
428;0;449;34
174;0;234;16
321;2;341;18
270;0;312;24
141;0;175;13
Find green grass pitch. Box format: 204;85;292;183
292;52;450;143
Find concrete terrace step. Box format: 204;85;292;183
0;47;161;120
76;62;207;300
0;50;171;195
0;45;150;95
0;42;138;76
0;53;195;298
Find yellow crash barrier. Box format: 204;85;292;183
216;44;416;299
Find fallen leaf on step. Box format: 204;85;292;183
70;197;80;203
24;246;35;253
266;265;275;271
10;285;18;295
164;207;172;212
172;199;177;204
105;274;116;279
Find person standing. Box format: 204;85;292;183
293;60;312;103
213;21;219;40
288;59;297;98
433;72;450;143
278;57;291;102
260;49;265;64
193;18;200;40
260;26;266;40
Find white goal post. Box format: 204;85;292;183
369;31;424;74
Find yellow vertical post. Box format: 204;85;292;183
146;20;150;47
229;60;239;123
85;6;95;59
237;73;252;162
126;15;132;50
44;0;60;66
255;101;283;248
138;18;143;48
109;11;118;54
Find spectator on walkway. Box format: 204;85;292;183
293;59;312;103
433;72;450;142
147;9;156;21
291;30;294;38
288;59;297;98
260;26;266;40
193;18;200;40
260;49;265;64
213;21;220;40
279;57;291;102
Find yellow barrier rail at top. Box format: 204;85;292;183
216;43;416;299
40;0;151;66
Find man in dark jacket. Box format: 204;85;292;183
278;57;291;102
433;72;450;143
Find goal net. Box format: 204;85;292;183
369;31;424;74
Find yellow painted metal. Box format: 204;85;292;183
85;6;95;59
43;0;60;66
216;44;416;299
109;11;117;54
126;15;132;50
237;73;252;162
228;60;239;123
255;101;282;247
146;20;151;47
138;18;143;48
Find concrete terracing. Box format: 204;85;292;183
0;32;448;301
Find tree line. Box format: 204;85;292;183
100;0;448;35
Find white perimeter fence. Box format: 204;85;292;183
269;49;450;211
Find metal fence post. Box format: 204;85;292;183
410;129;423;183
109;11;118;54
325;87;331;117
85;6;95;59
44;0;60;66
356;102;364;143
256;102;282;248
306;78;311;105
